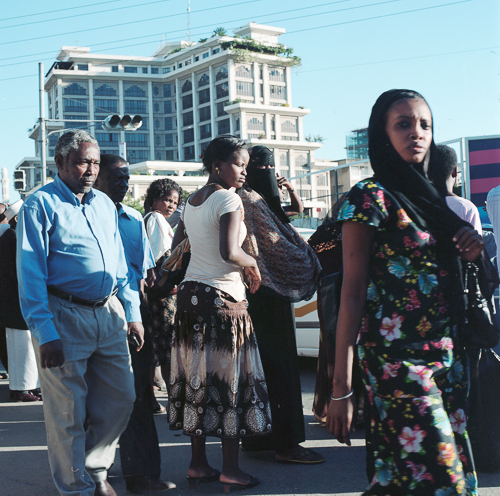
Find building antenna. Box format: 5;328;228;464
186;0;191;41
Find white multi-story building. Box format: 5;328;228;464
17;23;331;216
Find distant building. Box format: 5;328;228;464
1;167;9;203
346;127;369;160
329;158;373;204
16;23;332;217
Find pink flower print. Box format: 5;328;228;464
403;236;413;247
397;209;411;229
430;337;454;351
450;409;466;434
409;290;421;309
405;303;414;312
413;396;434;416
416;231;430;240
413;250;421;257
398;425;426;453
405;461;434;483
440;269;448;277
380;313;404;342
381;362;401;380
437;442;456;467
408;365;434;391
363;193;372;210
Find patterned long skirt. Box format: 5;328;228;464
359;346;478;495
169;281;272;439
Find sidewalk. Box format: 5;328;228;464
0;361;499;495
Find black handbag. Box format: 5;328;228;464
317;271;343;349
463;259;500;348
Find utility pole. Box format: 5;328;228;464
39;62;47;186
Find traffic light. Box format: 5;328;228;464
102;114;142;131
14;169;26;191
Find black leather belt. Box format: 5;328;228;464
48;286;118;308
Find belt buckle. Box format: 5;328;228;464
92;298;104;309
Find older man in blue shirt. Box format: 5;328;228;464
17;130;142;496
94;153;175;494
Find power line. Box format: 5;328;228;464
0;0;127;22
0;0;263;47
0;0;173;30
0;0;480;82
286;0;472;34
0;0;345;63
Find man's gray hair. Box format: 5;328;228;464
55;129;99;159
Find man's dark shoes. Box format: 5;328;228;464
94;480;117;496
126;476;176;494
10;390;41;402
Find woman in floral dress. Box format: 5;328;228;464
327;89;483;495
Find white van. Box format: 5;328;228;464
293;228;320;357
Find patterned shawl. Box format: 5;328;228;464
238;187;322;302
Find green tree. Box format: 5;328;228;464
122;197;145;215
213;27;227;37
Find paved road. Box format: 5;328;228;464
1;359;499;496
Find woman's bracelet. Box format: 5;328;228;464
330;389;354;401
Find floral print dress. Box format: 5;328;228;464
338;179;477;496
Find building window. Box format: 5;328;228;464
151;67;159;74
166;150;174;160
165;134;174;147
163;84;172;97
199;106;211;122
217;102;228;117
49;135;58;147
217;119;230;135
300;190;311;200
95;99;118;113
182;79;192;93
270;85;286;99
236;81;253;97
281;118;297;133
164;100;173;114
96;133;119;146
165;117;174;130
235;117;240;132
216;66;228;81
124;66;138;73
142;67;148;74
128;150;149;164
140;117;148;130
124;85;146;97
95;83;116;96
183;113;193;128
155;119;161;130
178;63;183;69
184;146;195;160
198;73;209;87
279;152;288;167
195;56;199;62
125;133;149;147
124;100;147;113
154;103;160;113
183;128;194;144
212;48;220;55
64;98;88;112
295;153;308;167
317;174;327;186
162;67;171;74
112;66;118;72
64;83;86;95
216;83;228;99
247;115;264;131
77;64;88;71
185;59;191;66
235;64;252;78
269;66;285;82
155;135;161;146
182;94;192;110
199;123;211;140
198;88;210;105
202;52;209;59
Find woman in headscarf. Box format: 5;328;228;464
327;89;482;494
238;145;325;464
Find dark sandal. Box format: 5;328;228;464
275;448;325;464
221;475;260;494
186;470;220;489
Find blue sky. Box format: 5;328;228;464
1;0;499;202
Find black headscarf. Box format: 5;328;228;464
245;146;290;224
369;89;468;326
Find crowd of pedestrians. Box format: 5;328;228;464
0;87;496;496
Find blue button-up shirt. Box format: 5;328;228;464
117;203;155;289
17;174;141;346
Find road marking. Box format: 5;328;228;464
295;300;317;317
